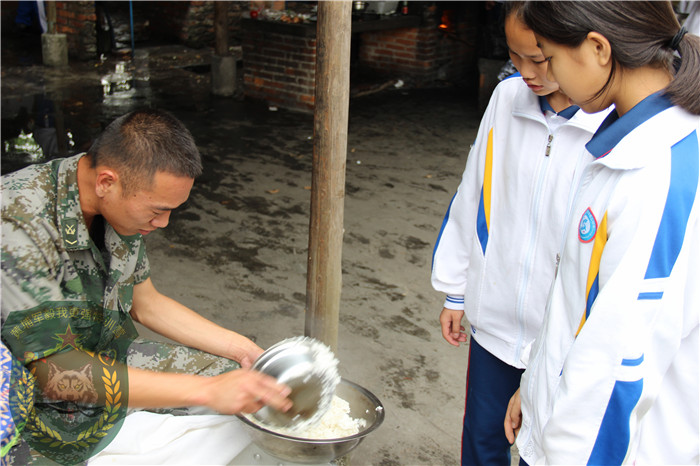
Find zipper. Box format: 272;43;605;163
514;132;553;364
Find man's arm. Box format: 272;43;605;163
130;277;261;368
24;348;292;415
127;365;292;415
128;278;293;414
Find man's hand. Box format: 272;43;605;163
228;338;264;369
504;388;522;444
200;368;292;415
439;307;468;346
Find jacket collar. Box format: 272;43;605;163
510;76;601;132
538;95;580;120
585;92;674;160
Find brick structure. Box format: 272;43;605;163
55;1;97;61
2;1;480;113
241;21;317;113
357;15;474;84
240;4;478;113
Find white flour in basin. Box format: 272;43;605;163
257;395;367;439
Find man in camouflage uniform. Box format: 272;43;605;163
1;109;291;464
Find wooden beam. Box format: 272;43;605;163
304;0;352;352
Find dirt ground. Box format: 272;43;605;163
1;40;516;464
148;89;479;465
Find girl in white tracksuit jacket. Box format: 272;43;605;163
431;5;610;464
505;2;700;464
431;76;608;368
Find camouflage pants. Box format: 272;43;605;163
127;337;241;415
128;337;240;377
3;339;239;465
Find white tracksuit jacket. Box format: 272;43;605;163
431;76;609;368
517;93;700;464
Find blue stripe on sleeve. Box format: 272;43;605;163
588;379;643;465
431;192;457;271
476;189;488;254
645;131;699;279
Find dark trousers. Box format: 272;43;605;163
461;337;524;466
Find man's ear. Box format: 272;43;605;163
95;168;119;198
586;31;612;67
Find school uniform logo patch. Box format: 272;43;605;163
579;208;597;243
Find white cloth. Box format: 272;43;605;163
89;411;253;465
36;0;47;33
680;0;700;36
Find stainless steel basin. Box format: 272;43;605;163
237;379;385;464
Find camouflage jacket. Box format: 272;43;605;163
1;153;151;324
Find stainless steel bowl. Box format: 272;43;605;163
252;337;340;430
237;379;385;464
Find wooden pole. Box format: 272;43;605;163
304;0;352;352
46;1;56;34
212;2;235;96
214;2;228;56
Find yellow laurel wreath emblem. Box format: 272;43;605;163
24;365;64;448
12;365;37;432
25;357;123;451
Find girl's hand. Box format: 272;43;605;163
504;388;522;444
439;308;468;346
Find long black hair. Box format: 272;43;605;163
522;1;700;115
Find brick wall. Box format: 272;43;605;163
242;23;317;113
357;9;476;84
240;9;478;113
180;1;215;47
55;1;97;61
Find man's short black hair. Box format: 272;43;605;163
88;109;202;194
